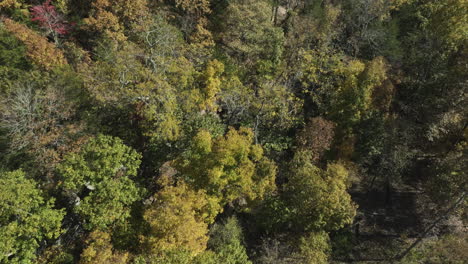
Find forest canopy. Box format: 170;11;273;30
0;0;466;263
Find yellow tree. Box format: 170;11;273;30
80;231;128;264
175;127;277;206
83;0;149;42
332;57;388;128
200;59;224;111
171;0;214;48
0;0;24;10
143;180;218;255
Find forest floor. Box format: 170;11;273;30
334;181;464;263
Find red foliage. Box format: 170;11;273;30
30;0;73;35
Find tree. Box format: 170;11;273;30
2;18;67;70
0;0;24;10
0;170;64;264
200;59;224;111
293;231;331;264
0;73;85;181
296;117;336;163
0;26;31;93
396;0;467;203
299;49;389;129
219;0;284;74
134;249;194;264
285;151;356;232
218;76;254;126
171;0;211;17
426;136;467;203
79;231;128;264
328;56;389;155
252;81;303;148
37;245;74;264
420;0;468;50
339;0;405;58
58;134;142;230
83;0;150;42
30;0;73;44
398;0;467;128
284;0;342;58
342;56;388;125
207;217;252;264
134;16;186;75
255;231;330;264
82;41;183;144
143;180;216;255
255;236;295;264
175;127;277;206
298;48;346;118
166;0;214;49
219;78;302;150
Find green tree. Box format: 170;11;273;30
37;245;74;264
293;231;331;264
427;135;467;203
82;40;183;144
0;170;64;264
0;25;31;93
328;56;389;157
299;50;389;129
298;48;347;118
58;134;142;230
164;0;214;51
218;77;302;151
285;151;356;232
397;0;467;203
339;0;405;58
133;16;187;76
253;81;303;149
207;217;252;264
284;0;342;59
133;249;194;264
219;0;284;75
398;0;467;131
